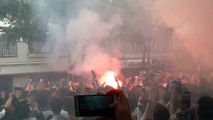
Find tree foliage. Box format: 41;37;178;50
0;0;106;42
0;0;173;47
0;0;53;42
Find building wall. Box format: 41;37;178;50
0;40;183;90
0;42;68;89
0;42;68;75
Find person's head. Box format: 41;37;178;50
63;96;74;115
14;87;25;99
14;100;30;120
49;96;63;115
196;96;213;120
153;103;170;120
36;90;50;109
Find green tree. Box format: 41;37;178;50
0;0;95;42
0;0;47;42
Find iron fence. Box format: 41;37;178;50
0;42;17;57
28;41;50;53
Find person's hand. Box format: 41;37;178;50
8;92;15;100
109;89;132;120
4;92;15;109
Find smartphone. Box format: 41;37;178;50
74;94;114;117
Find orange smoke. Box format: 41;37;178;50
100;71;122;89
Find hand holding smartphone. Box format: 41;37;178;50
75;90;132;120
74;94;114;117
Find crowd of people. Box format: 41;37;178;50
0;67;213;120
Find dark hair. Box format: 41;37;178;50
197;96;213;120
14;100;30;120
49;96;62;114
153;103;170;120
63;96;74;114
36;91;50;110
28;90;38;100
14;87;27;99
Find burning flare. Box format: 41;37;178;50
100;71;122;89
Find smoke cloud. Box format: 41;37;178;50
29;1;123;78
30;0;213;76
66;9;122;76
152;0;213;67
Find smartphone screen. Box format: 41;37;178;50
74;94;114;117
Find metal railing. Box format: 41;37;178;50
28;41;50;53
27;39;182;55
119;42;144;54
0;42;17;57
118;41;174;54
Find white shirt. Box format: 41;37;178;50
0;108;6;119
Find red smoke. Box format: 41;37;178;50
152;0;213;67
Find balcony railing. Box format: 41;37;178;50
118;40;174;54
27;39;181;56
0;42;17;57
28;41;50;53
103;40;175;54
119;42;144;54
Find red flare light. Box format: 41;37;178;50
100;71;122;89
